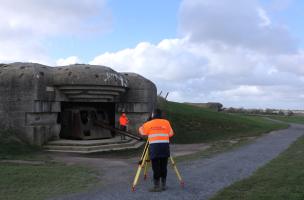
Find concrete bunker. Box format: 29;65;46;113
0;63;157;146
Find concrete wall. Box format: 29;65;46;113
0;63;60;145
116;73;157;134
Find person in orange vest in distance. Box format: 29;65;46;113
119;112;129;140
139;109;174;192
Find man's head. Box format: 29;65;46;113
122;112;126;116
152;109;162;119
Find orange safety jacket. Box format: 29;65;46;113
119;115;128;126
139;119;174;144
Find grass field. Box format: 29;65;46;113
210;135;304;200
269;115;304;124
0;130;99;200
0;163;98;200
160;101;288;144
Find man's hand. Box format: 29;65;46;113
139;126;144;135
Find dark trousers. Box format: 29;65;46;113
151;157;168;181
120;125;126;140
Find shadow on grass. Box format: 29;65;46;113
0;129;43;160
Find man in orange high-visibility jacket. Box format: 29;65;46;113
119;112;129;140
139;109;174;192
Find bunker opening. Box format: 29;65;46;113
58;102;115;140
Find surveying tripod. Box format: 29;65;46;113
132;141;184;191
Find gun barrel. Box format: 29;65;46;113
94;121;143;141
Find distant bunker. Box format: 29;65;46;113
0;63;157;146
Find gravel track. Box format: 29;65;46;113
51;124;304;200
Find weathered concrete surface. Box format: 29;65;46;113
50;124;304;200
0;63;156;145
116;73;157;133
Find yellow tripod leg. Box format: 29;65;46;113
170;156;184;187
132;141;149;191
143;153;150;180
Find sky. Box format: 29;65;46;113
0;0;303;109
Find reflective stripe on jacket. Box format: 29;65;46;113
139;119;174;144
148;133;169;144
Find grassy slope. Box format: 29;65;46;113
98;102;288;160
0;130;99;200
160;101;288;144
210;135;304;200
269;115;304;124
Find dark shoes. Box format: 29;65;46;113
161;178;167;191
149;178;167;192
161;184;167;191
149;179;162;192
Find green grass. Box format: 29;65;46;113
210;135;304;200
269;115;304;124
0;163;99;200
98;101;288;160
160;101;288;144
0;130;99;200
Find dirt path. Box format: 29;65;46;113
50;124;304;200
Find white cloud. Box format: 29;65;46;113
0;0;110;36
90;38;208;81
178;0;297;54
90;36;304;109
212;85;264;99
89;0;304;109
257;8;271;27
1;0;302;109
56;56;81;66
0;0;111;63
274;51;304;75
